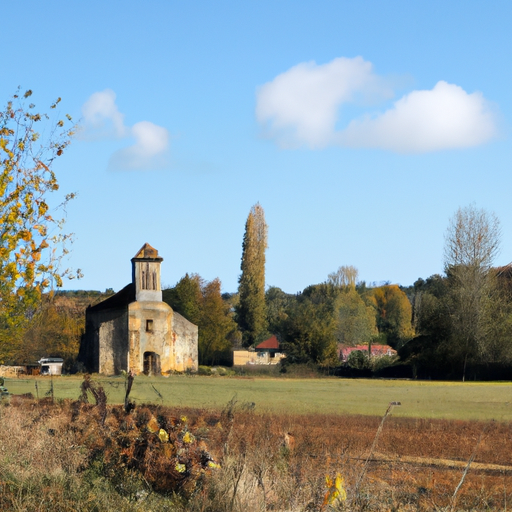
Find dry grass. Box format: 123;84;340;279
0;390;511;511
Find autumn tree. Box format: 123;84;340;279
17;296;84;368
0;89;79;363
366;284;415;348
327;265;359;289
199;278;238;365
164;274;238;365
236;203;268;346
444;204;503;380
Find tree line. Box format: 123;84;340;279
1;90;512;380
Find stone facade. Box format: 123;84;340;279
79;244;198;375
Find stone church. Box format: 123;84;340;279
78;244;198;375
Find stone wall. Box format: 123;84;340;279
173;311;199;372
81;306;129;374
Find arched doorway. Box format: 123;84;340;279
143;351;161;376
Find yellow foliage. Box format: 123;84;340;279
158;428;169;443
323;473;346;507
175;462;186;473
0;89;77;366
147;416;159;433
183;431;195;444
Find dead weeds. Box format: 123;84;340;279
0;379;510;511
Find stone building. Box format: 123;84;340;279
78;244;198;375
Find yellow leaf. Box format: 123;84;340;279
158;428;169;443
175;463;186;473
147;416;159;433
323;473;346;506
183;431;195;444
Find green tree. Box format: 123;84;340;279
0;90;79;363
162;273;202;325
335;287;377;346
398;275;453;378
237;203;268;346
164;274;239;365
265;286;295;336
281;284;339;366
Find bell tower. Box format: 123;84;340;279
131;243;163;302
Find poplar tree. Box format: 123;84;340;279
237;203;268;346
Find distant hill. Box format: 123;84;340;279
53;290;116;317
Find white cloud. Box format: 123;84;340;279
81;89;127;139
256;56;390;149
256;58;499;153
339;81;497;152
81;90;170;170
109;121;170;170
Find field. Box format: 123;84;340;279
5;374;512;420
2;375;512;511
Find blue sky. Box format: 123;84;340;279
2;1;511;294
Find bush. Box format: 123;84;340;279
371;355;396;372
198;365;212;376
232;364;282;377
212;366;235;377
347;350;370;370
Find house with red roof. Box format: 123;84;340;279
338;344;397;362
233;335;286;365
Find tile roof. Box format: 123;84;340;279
338;344;397;360
87;283;135;312
255;335;280;350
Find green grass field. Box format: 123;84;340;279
4;375;512;420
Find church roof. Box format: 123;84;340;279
133;243;161;260
87;283;135;312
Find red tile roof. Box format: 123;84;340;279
255;335;280;350
338;344;397;360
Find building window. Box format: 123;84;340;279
141;264;157;290
146;319;154;332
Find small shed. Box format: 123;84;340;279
254;336;286;364
38;358;64;376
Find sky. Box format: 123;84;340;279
2;1;512;294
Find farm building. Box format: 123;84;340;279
233;335;286;365
78;244;198;375
338;344;397;362
38;357;64;375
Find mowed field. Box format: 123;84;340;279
5;375;512;420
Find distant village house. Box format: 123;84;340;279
338;344;397;362
233;335;286;365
